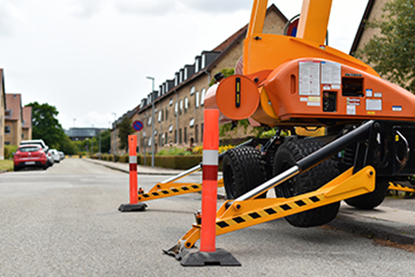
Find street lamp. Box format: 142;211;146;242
146;76;155;168
112;112;117;160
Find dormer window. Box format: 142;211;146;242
201;54;206;69
5;109;12;118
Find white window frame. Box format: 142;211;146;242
200;88;206;106
190;86;195;96
195;91;200;108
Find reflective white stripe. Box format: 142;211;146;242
203;150;218;166
129;156;137;164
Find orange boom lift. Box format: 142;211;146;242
165;0;415;260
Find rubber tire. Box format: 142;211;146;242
345;178;389;209
14;167;20;172
222;146;267;199
273;138;340;227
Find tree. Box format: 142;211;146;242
117;116;134;151
355;0;415;92
26;102;69;149
99;129;112;154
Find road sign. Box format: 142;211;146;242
132;120;144;132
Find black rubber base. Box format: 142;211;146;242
180;248;241;267
118;203;147;212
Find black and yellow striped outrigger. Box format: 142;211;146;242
165;165;375;257
388;182;415;194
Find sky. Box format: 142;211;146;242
0;0;368;130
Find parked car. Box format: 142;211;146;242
50;149;61;163
13;145;48;171
58;151;65;160
20;139;53;167
20;139;49;152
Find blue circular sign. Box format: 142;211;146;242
133;120;144;131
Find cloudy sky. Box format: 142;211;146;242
0;0;368;130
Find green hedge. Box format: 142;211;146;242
98;154;204;170
139;155;202;169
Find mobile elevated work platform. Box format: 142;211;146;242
166;0;415;258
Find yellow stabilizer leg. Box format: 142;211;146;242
388;182;415;193
138;178;224;202
166;166;375;256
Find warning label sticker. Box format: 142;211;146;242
299;61;320;96
347;98;360;106
321;61;341;85
366;99;382;111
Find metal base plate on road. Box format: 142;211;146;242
180;248;241;267
118;203;147;212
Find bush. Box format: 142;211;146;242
139;155;202;169
4;145;18;159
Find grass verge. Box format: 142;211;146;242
0;160;13;172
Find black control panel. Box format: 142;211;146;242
323;91;337;112
342;77;364;97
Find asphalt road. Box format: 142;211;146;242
1;159;415;276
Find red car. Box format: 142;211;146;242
13;145;48;171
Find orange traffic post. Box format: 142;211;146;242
118;135;147;212
180;109;240;267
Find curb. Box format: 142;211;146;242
84;159;186;176
327;213;415;245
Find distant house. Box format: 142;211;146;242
0;69;5;159
22;106;32;141
4;93;23;146
66;127;107;141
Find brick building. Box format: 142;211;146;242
4;94;23;146
0;69;5;159
22;106;32;141
128;4;287;155
350;0;387;56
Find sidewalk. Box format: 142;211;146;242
85;158;415;245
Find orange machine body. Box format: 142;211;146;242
213;0;415;127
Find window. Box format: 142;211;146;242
190;86;195;95
161;134;164;146
158;111;162;122
5;109;12;118
201;54;206;69
5;126;11;134
201;123;204;142
175;130;177;143
165;108;168;121
200;88;206;106
175;102;178;116
169;125;173;132
179;129;182;144
169;98;173;106
195;58;200;73
179;100;183;115
165;132;168;144
189;118;194;128
184;127;187;144
195;91;200;108
147;117;152;126
184;97;188;112
195;124;199;143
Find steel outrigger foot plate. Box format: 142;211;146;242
180;249;241;267
118;203;147;212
